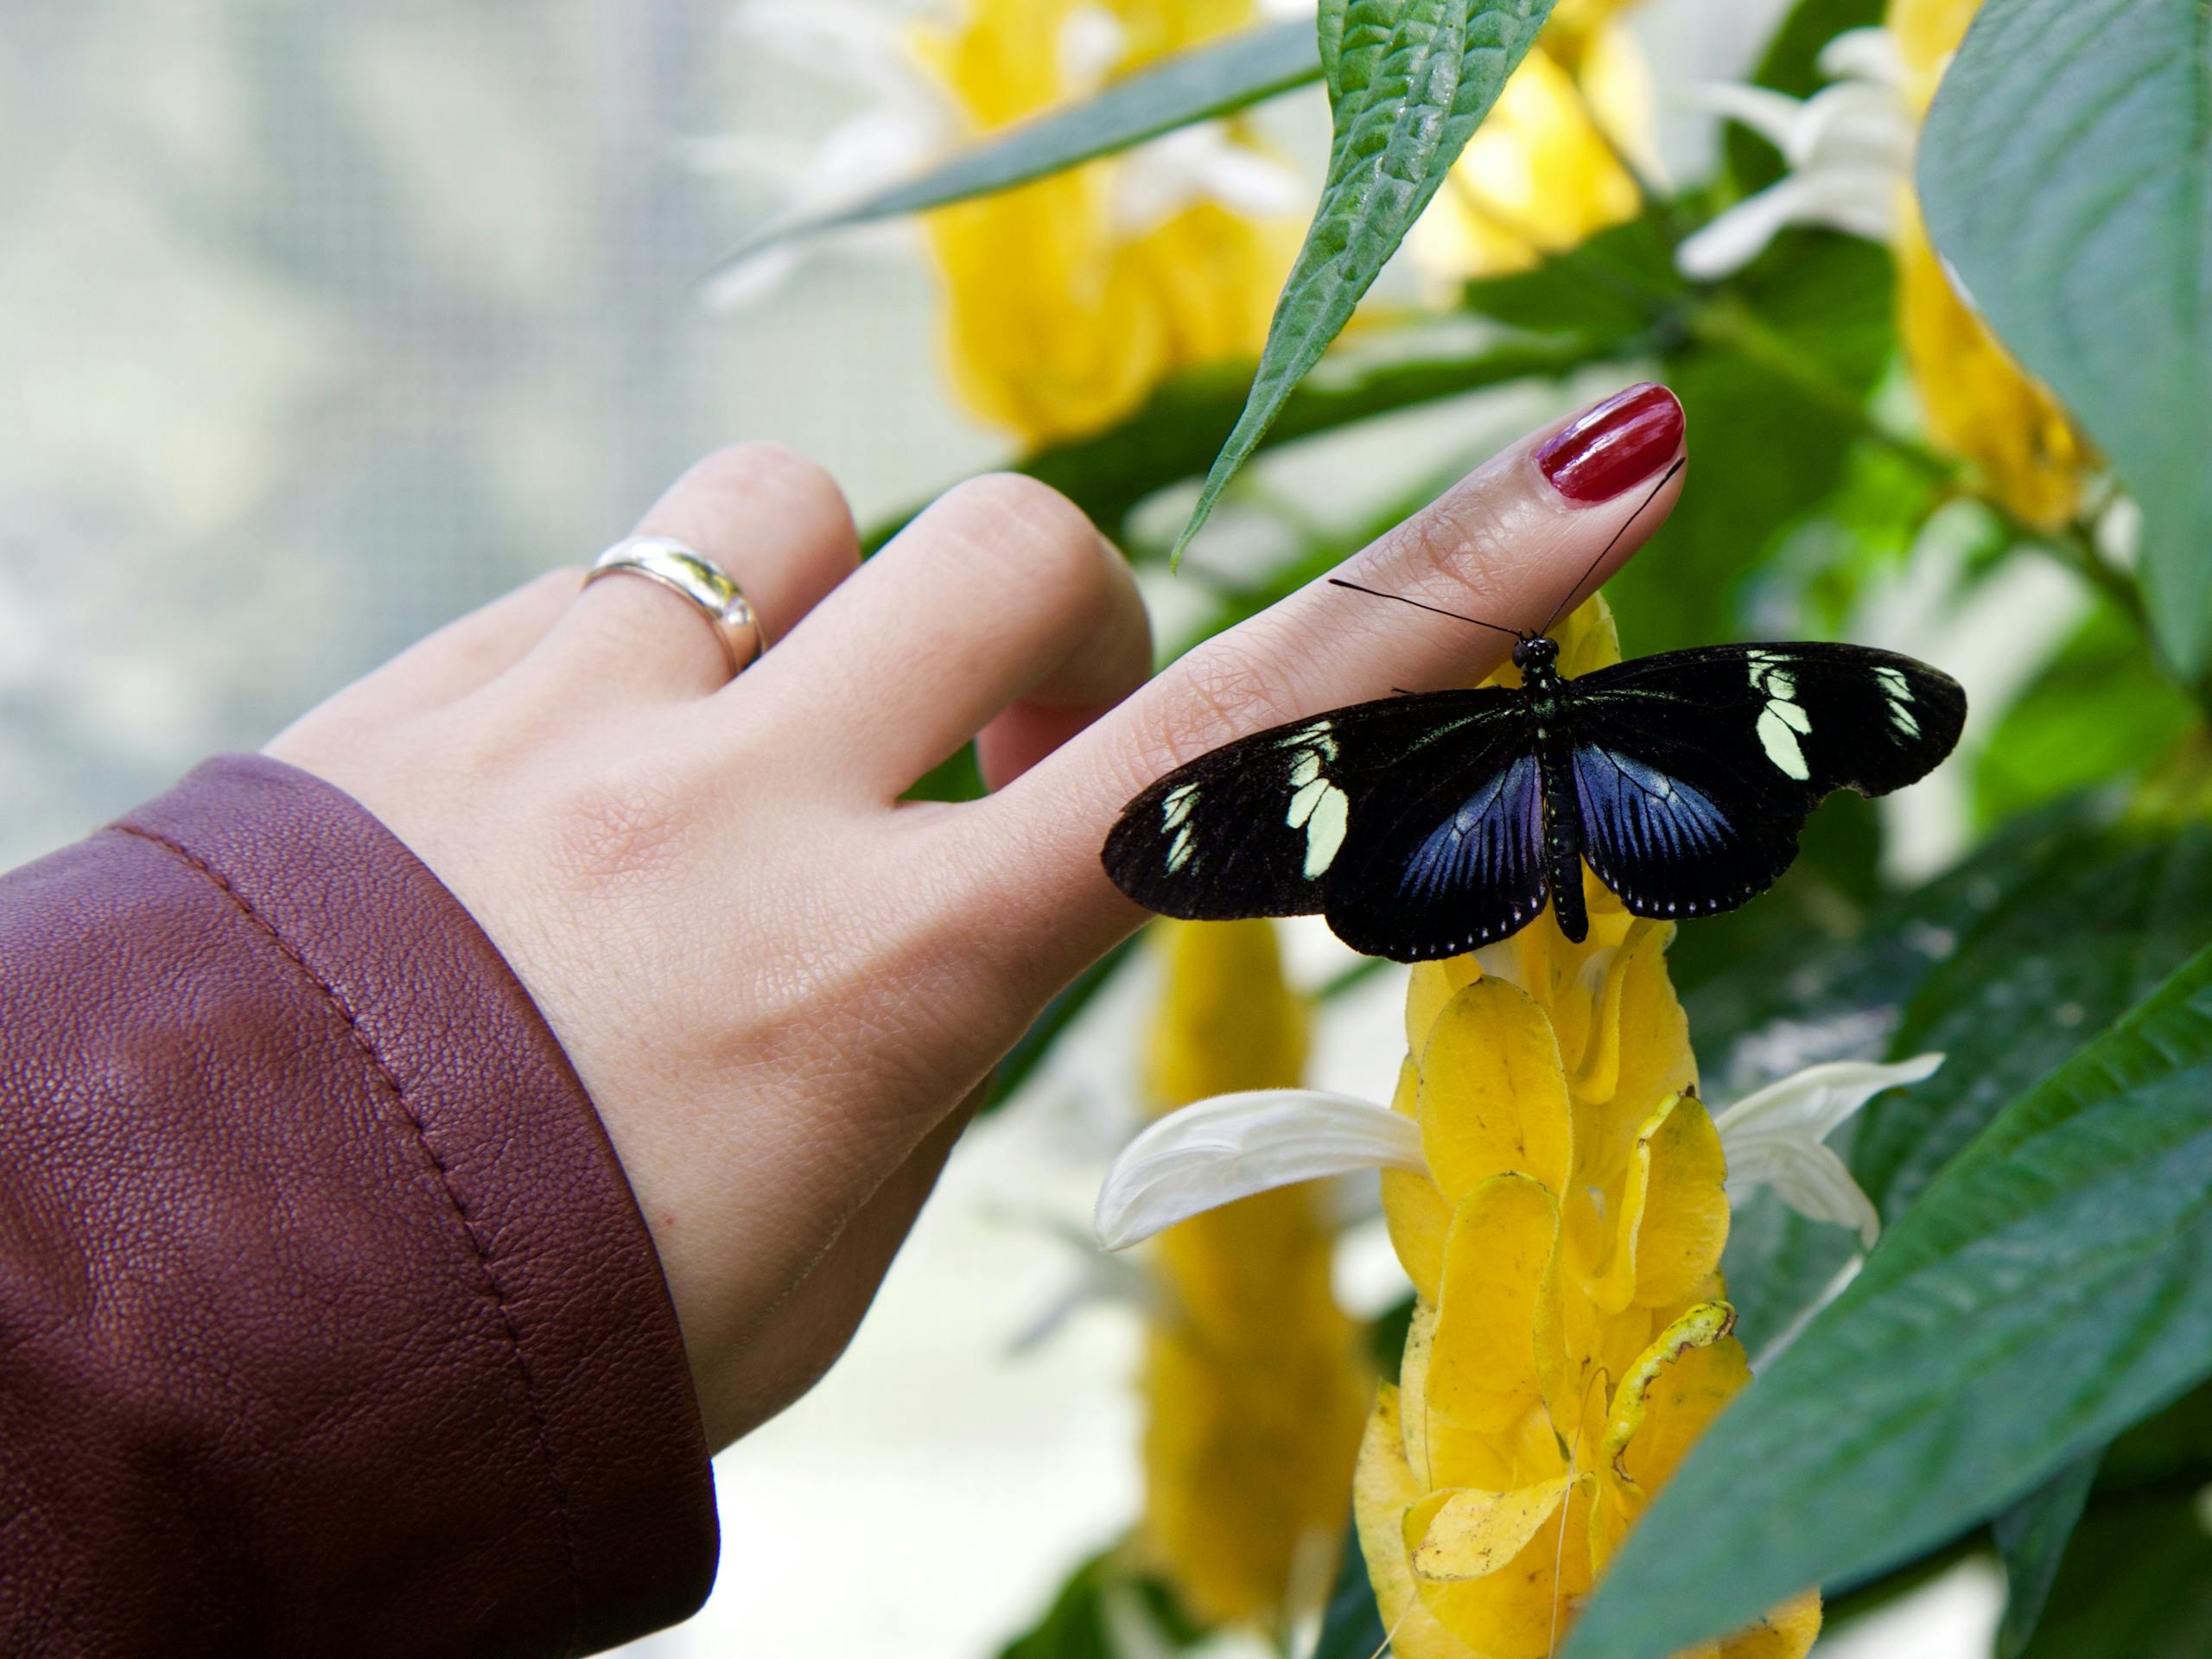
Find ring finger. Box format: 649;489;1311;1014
521;442;861;703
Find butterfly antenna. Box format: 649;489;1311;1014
1538;455;1688;638
1328;579;1523;639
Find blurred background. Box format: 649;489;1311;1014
0;1;2040;1652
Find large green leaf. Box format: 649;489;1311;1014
1567;938;2212;1659
1174;0;1560;561
1853;822;2212;1223
2017;1491;2212;1658
1707;804;2107;1354
707;21;1320;286
1918;0;2212;675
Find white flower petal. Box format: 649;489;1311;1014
1058;6;1129;97
1818;25;1908;90
1727;1135;1883;1247
1714;1053;1945;1144
1676;163;1902;280
1112;124;1306;236
1093;1090;1426;1251
1674;81;1811;155
1717;1054;1942;1245
1790;81;1917;173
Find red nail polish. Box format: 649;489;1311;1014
1535;383;1685;505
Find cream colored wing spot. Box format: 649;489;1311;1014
1287;777;1351;877
1873;666;1921;737
1757;702;1813;779
1281;725;1352;878
1161;784;1200;873
1751;655;1813;779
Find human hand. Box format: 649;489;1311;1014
265;381;1687;1450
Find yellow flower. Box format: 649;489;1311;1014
1355;599;1821;1659
1890;0;2088;531
1136;918;1370;1629
1411;3;1654;284
916;2;1301;447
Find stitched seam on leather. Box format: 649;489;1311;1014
115;823;586;1655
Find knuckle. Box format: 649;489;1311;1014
931;474;1103;575
679;442;854;543
1125;632;1298;783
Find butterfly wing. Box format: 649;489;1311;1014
1103;689;1545;959
1563;643;1966;919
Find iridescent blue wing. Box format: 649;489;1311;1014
1103;689;1545;959
1564;643;1966;920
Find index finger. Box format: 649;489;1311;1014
970;382;1687;976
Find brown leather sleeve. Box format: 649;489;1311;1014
0;754;718;1657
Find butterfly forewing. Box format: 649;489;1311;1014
1103;690;1539;949
1563;643;1966;920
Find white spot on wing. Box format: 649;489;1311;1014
1758;704;1812;779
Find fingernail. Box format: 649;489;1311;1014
1535;383;1685;505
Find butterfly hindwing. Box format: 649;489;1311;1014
1103;689;1538;951
1321;741;1547;959
1563;643;1966;919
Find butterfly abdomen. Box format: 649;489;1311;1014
1527;666;1589;945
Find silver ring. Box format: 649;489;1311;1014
584;537;763;674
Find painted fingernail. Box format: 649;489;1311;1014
1535;383;1685;505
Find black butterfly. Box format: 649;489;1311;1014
1103;479;1965;962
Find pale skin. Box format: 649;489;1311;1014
266;391;1688;1451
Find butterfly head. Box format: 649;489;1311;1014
1510;635;1559;673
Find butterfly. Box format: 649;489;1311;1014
1103;470;1966;963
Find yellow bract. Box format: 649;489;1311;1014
1355;599;1821;1659
1889;0;2090;531
915;1;1296;447
1412;4;1652;284
1139;919;1370;1630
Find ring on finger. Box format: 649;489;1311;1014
584;537;765;675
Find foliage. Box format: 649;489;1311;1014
1919;0;2212;677
1175;0;1560;560
723;0;2212;1652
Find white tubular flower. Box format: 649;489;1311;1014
1093;1090;1426;1251
1095;1055;1943;1254
1713;1053;1943;1248
1675;27;1916;282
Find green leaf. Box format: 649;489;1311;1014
2016;1491;2212;1658
707;21;1320;287
1712;807;2212;1357
1307;1518;1389;1659
1457;208;1685;342
1973;604;2201;830
1853;822;2212;1224
1567;938;2212;1659
1918;0;2212;674
1611;234;1897;657
1173;0;1560;562
1994;1452;2100;1659
995;1548;1205;1658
